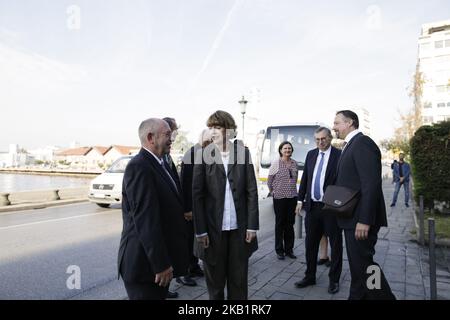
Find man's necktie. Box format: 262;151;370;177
313;152;325;201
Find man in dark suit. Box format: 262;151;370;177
180;129;212;280
193;110;259;300
294;127;343;294
163;117;197;292
332;110;395;300
117;118;188;300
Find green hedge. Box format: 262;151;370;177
410;121;450;209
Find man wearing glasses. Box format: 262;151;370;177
295;127;343;294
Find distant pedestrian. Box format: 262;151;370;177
267;141;298;260
390;160;398;184
390;153;411;208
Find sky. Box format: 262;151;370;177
0;0;449;151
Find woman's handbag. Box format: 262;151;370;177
322;185;360;218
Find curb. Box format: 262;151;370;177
0;199;89;214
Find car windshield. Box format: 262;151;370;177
106;157;132;173
260;125;318;170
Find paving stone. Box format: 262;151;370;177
406;284;426;297
391;290;405;300
179;180;444;301
387;281;405;293
271;291;303;300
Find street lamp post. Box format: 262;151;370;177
238;96;248;141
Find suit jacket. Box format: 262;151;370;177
180;145;197;213
164;154;182;190
192;140;259;265
334;132;388;230
298;146;341;212
393;161;411;183
117;148;189;283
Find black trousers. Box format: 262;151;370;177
304;202;343;283
123;281;169;300
273;197;297;255
344;227;396;300
186;220;200;272
203;230;248;300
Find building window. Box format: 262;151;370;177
437;102;446;108
447;102;450;107
446;39;450;47
423;101;432;108
435;40;444;48
420;42;431;51
423;116;434;124
435;55;450;63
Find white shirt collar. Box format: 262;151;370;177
143;147;163;165
344;129;361;145
318;146;331;156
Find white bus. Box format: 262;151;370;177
256;123;323;198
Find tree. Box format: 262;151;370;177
410;121;450;210
380;137;410;156
409;61;425;133
382;62;425;156
172;130;193;154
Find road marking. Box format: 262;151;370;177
0;211;117;230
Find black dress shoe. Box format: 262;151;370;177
294;278;316;288
328;282;339;294
176;276;197;286
325;260;332;268
188;267;204;277
317;257;330;265
277;253;285;260
286;253;297;259
167;291;178;299
390;203;395;207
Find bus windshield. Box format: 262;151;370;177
260;125;318;170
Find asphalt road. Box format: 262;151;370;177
0;198;277;300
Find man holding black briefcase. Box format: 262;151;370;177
331;110;395;300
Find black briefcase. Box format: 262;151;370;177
322;185;360;218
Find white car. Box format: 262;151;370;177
88;155;133;208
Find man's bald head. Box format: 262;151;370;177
138;118;167;145
138;118;172;157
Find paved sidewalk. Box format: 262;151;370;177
171;179;450;300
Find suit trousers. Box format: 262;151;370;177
123;281;169;300
273;197;297;255
203;230;249;300
344;227;396;300
186;220;200;272
304;201;343;283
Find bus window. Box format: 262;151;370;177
260;125;318;170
